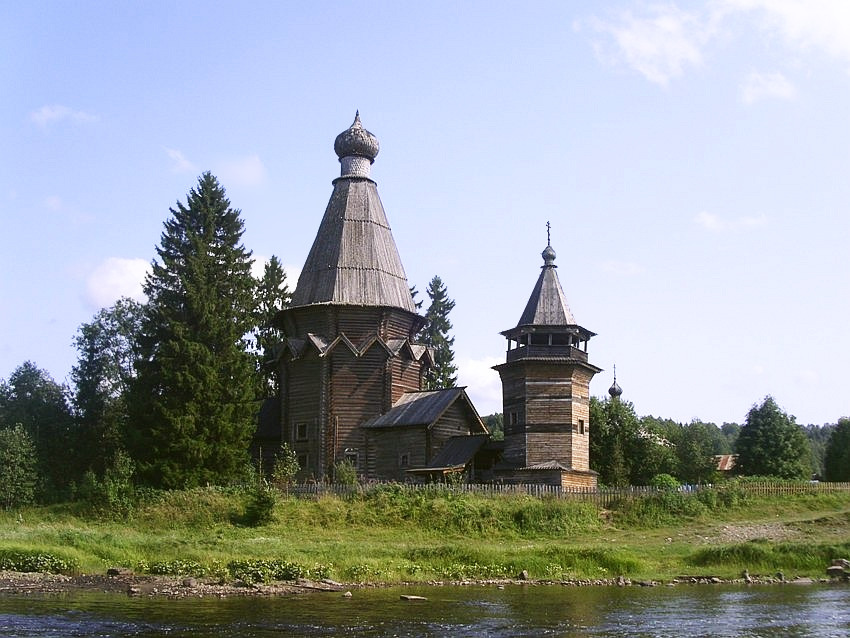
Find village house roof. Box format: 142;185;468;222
290;113;417;313
362;388;486;431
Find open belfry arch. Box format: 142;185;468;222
492;229;601;488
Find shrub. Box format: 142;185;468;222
0;549;78;574
241;484;276;527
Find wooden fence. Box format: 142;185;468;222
287;481;850;508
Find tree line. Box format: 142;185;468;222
0;173;459;508
483;397;849;488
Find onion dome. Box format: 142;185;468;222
542;244;556;266
334;111;379;164
608;366;623;398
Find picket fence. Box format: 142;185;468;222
286;481;850;508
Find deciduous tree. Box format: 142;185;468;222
127;173;257;489
734;396;811;480
0;362;74;500
71;297;144;476
0;424;38;509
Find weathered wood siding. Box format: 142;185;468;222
429;403;479;461
328;346;386;471
497;359;595;470
365;428;427;481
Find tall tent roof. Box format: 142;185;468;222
515;243;576;327
290;114;417;313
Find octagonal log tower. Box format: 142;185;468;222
493;242;601;488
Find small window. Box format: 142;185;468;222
296;423;308;441
579;420;585;435
509;412;518;426
399;453;410;468
344;448;359;469
297;454;308;470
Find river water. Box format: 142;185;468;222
1;583;848;637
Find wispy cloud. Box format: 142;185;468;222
216;154;267;187
724;0;850;64
85;257;149;309
741;70;796;104
585;4;712;85
165;147;197;174
30;105;98;128
694;211;767;231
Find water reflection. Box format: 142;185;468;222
0;583;848;637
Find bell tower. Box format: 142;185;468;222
493;232;601;481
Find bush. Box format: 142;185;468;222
334;460;358;487
241;484;276;527
650;474;680;490
76;450;135;519
0;549;78;574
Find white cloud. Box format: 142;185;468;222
85;258;149;309
695;211;767;231
741;70;796;104
457;355;503;416
216;154;267;187
723;0;850;64
30;105;98;128
165;147;197;174
587;4;711;85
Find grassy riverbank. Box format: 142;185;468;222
2;484;849;585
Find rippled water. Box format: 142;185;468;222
1;583;848;637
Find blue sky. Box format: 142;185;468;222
2;1;848;426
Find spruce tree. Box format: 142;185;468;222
421;275;458;390
127;173;257;489
254;255;291;396
824;417;850;482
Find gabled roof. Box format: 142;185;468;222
361;388;485;431
290;115;417;314
516;244;575;327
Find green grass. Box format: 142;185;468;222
1;486;849;583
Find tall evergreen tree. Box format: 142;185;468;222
421;275;457;390
734;396;811;480
127;172;257;489
253;255;291;396
72;297;144;476
0;362;74;500
824;417;850;482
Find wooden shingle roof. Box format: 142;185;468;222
290;116;417;313
362;388;484;430
516;244;575;327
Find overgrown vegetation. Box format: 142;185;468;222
2;484;848;584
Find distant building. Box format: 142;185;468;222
263;115;600;486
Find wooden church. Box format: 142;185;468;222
267;114;600;488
